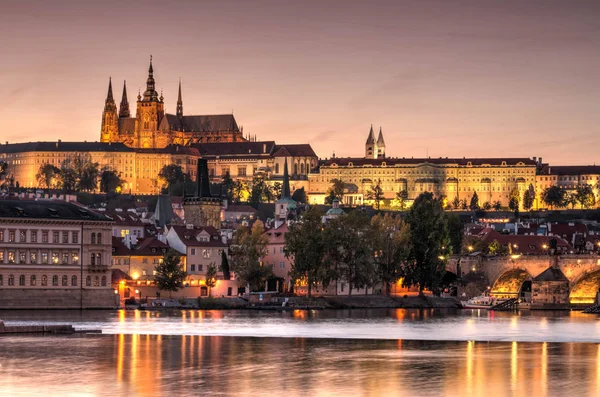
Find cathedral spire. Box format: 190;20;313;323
119;80;130;118
104;77;116;112
366;124;375;144
176;79;183;119
377;126;385;145
143;55;159;102
281;158;291;199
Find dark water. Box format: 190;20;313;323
1;309;600;396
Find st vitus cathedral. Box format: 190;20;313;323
100;57;245;148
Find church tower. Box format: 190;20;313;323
119;80;130;118
100;78;118;143
135;56;166;148
365;125;376;159
376;127;386;159
176;79;183;120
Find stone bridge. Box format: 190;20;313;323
447;255;600;305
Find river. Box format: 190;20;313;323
1;309;600;396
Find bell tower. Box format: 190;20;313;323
100;77;118;143
135;56;166;148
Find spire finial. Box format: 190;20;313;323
143;55;158;101
176;79;183;118
104;77;116;113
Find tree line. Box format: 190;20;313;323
228;192;462;297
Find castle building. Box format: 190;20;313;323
308;126;539;208
100;57;244;149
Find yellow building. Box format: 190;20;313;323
308;127;538;208
0;141;200;195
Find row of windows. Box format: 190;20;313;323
190;248;223;258
0;230;79;244
0;274;106;287
0;250;79;265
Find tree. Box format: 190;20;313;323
291;186;307;203
564;191;577;209
154;250;188;298
509;187;520;212
325;179;345;204
482;201;491;211
36;163;60;189
229;221;272;291
523;189;534;211
57;153;100;193
324;211;375;295
469;191;479;211
395;189;408;210
221;171;235;201
272;182;283;200
205;263;217;297
249;175;269;208
542;186;566;210
404;192;449;295
0;161;8;188
487;240;508;256
460;199;468;211
370;214;411;295
366;179;384;210
232;180;249;203
445;213;463;255
492;201;502;211
220;250;231;280
576;185;596;209
158;164;185;195
100;169;125;193
452;196;461;211
285;207;327;297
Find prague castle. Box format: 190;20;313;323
100;57;244;148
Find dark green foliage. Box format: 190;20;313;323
154;250;188;297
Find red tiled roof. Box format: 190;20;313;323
170;225;227;247
481;229;570;254
112;236;132;256
133;237;169;256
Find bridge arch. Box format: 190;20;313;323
491;268;532;299
569;269;600;305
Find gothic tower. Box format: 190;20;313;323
376;127;386;159
365;125;376;159
176;79;183;120
119;80;130;118
135;56;166;148
100;77;118;143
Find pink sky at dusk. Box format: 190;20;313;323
1;0;599;164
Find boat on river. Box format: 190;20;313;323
461;295;505;309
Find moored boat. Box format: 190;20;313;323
462;295;505;309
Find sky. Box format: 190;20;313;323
1;0;600;164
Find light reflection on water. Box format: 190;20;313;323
1;308;600;342
0;334;600;396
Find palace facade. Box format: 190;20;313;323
0;200;116;309
100;57;244;149
308;127;539;208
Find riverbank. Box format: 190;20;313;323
135;295;463;311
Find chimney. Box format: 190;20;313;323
263;143;267;153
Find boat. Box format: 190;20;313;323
461;295;505;309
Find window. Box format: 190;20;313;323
9;230;15;242
0;252;3;263
237;167;247;176
142;258;148;264
19;252;26;263
280;262;285;269
279;247;284;254
53;231;59;244
202;249;211;258
191;248;196;255
62;275;68;286
275;163;279;174
19;275;25;286
42;231;48;243
0;230;3;242
52;275;58;286
86;276;91;287
30;275;36;286
91;233;96;244
62;253;69;264
101;276;107;287
8;275;15;286
52;251;59;264
191;264;196;272
198;265;203;272
8;251;15;263
41;275;47;286
41;252;48;264
90;253;96;266
93;276;99;287
71;252;78;264
0;275;3;286
19;230;26;242
97;253;102;265
97;233;102;244
31;231;37;243
71;276;77;286
62;231;69;244
72;232;78;244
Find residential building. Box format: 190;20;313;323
0;199;116;308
